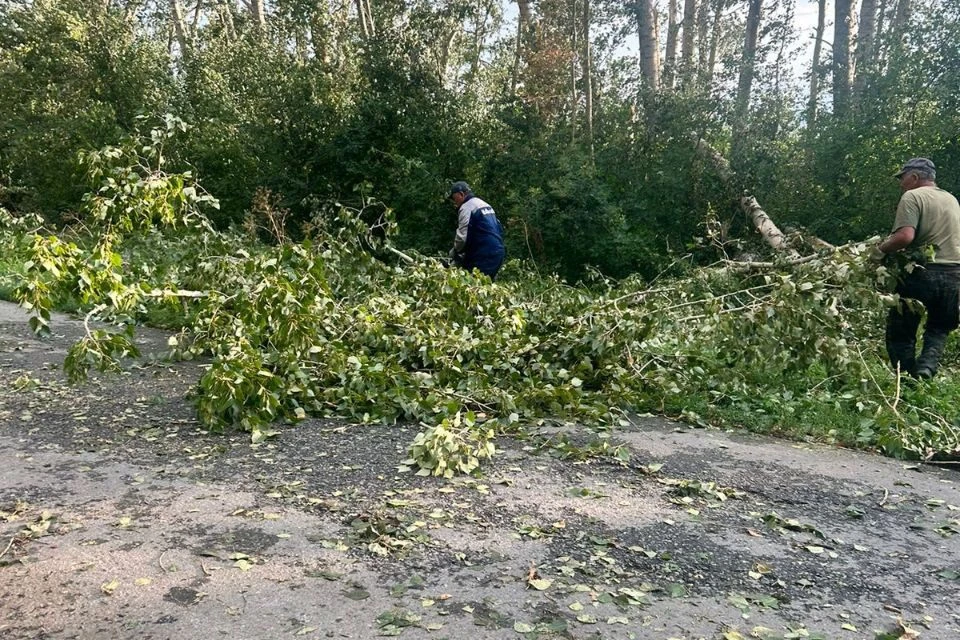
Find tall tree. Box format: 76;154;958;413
170;0;189;52
513;0;536;95
733;0;763;155
310;1;331;63
891;0;912;29
833;0;853;117
635;0;660;90
246;0;266;29
696;0;711;85
355;0;374;39
217;0;237;39
853;0;879;100
680;0;698;85
705;0;727;88
807;0;827;127
582;0;594;153
664;0;680;89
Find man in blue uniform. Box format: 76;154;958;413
448;181;506;279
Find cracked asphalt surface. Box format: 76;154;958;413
1;301;959;640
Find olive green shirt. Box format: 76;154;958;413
892;185;960;264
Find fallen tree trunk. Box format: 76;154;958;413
691;134;826;258
739;195;800;258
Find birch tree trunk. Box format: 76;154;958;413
734;0;763;139
570;4;578;140
512;0;535;95
741;196;800;257
170;0;189;52
680;0;697;86
246;0;266;29
692;135;809;258
310;1;331;64
364;0;375;36
853;0;879;100
833;0;853;118
636;0;660;90
582;0;594;154
706;0;725;88
355;0;374;39
696;0;710;85
881;0;911;66
807;0;826;127
218;0;236;40
875;0;889;52
664;0;680;89
190;0;203;41
470;5;492;83
892;0;912;29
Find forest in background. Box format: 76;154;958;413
1;0;958;280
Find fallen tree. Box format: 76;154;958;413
6;126;959;475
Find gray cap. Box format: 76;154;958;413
894;157;936;178
449;181;472;197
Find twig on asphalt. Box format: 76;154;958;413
0;536;15;560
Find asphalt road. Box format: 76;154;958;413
1;301;959;640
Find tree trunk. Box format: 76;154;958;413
807;0;826;127
218;0;236;39
875;0;889;46
664;0;680;89
741;196;800;257
246;0;266;29
706;0;725;88
881;0;911;67
170;0;189;52
190;0;203;41
733;0;763;143
636;0;660;90
310;1;331;64
833;0;853;118
582;0;594;154
680;0;697;86
470;4;492;82
364;0;375;36
892;0;911;29
696;0;710;86
853;0;878;100
355;0;374;39
438;26;457;82
693;134;810;259
571;1;579;141
512;0;535;95
295;26;308;63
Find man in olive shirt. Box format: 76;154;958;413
877;157;960;379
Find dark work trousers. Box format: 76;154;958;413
886;264;960;376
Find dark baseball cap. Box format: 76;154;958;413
894;157;936;178
449;181;472;197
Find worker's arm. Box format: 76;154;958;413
453;206;470;254
879;226;916;254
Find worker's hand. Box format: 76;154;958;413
867;245;887;264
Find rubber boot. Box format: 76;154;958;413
885;341;916;378
915;331;949;379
